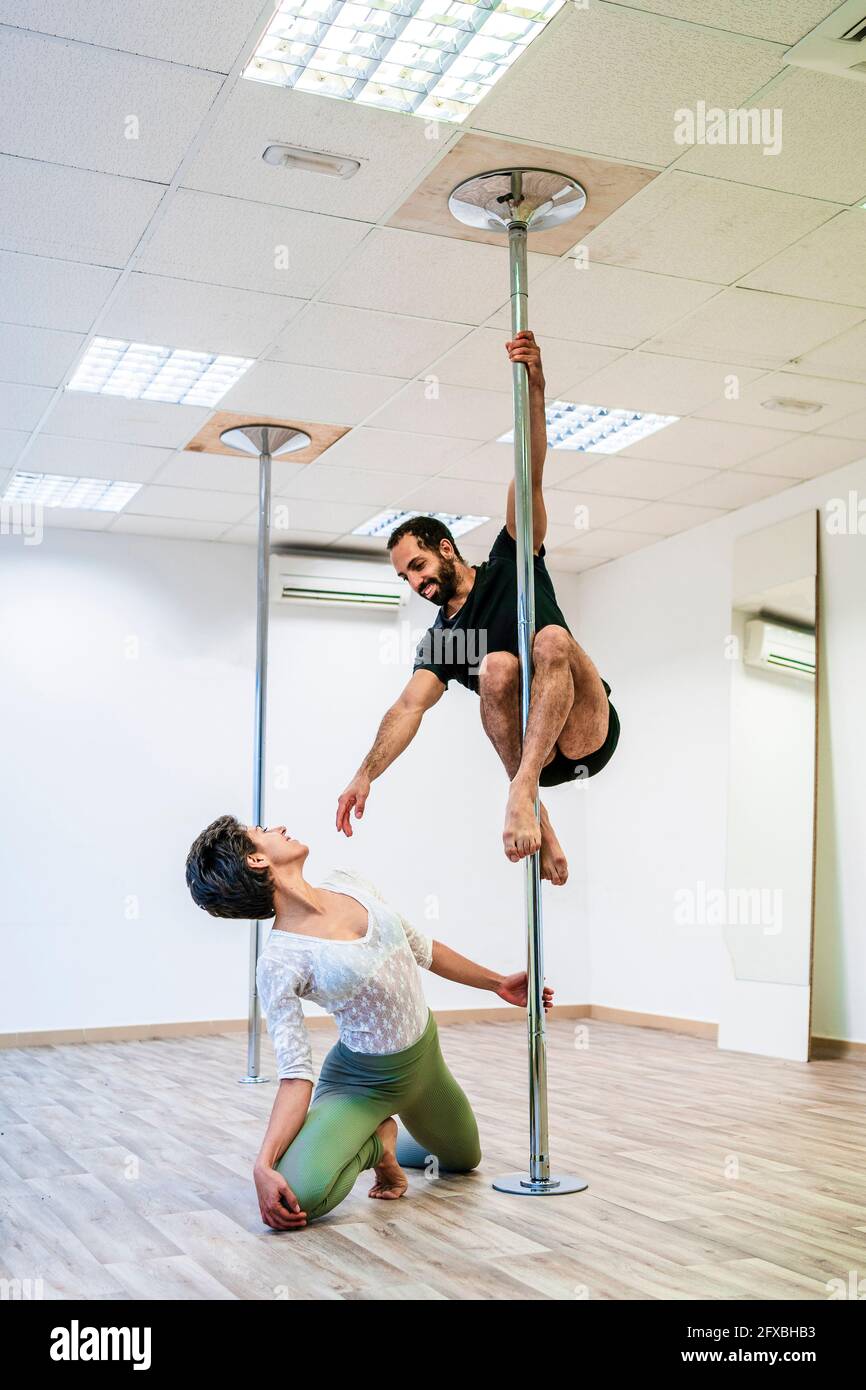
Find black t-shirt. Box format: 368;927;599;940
412;526;573;695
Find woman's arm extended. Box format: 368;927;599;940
253;1078;313;1230
428;940;554;1011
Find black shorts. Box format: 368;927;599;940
539;696;620;788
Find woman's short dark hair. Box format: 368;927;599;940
185;814;275;920
387;514;463;561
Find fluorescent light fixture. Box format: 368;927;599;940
262;142;361;176
243;0;567;124
2;471;141;512
499;400;679;455
67;338;254;407
354;508;489;538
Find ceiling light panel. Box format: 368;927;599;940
67;338;254;407
354;507;489;537
499;400;679;455
244;0;566;123
2;471;141;512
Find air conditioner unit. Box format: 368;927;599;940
744;619;816;681
270;554;406;612
785;0;866;82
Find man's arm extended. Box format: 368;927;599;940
336;668;445;836
504;328;548;553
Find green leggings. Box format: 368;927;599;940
276;1009;481;1222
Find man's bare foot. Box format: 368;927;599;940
539;803;569;886
503;780;542;861
368;1118;408;1201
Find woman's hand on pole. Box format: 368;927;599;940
496;970;554;1011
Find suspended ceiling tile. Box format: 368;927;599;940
222;360;405;425
441;440;586;488
789;320;866;385
24;435;172;484
137;190;371;297
39;506;115;532
275;464;422;507
559;527;664;558
733;434;866;478
109;514;231;541
366;381;513;440
0;381;53;430
397;474;509;517
320;227;548;326
615;499;727;533
694;370;866;433
0;429;30;469
434;329;624;396
678;69;866;203
100;275;305;358
545;549;611;572
819;405;866;440
583;171;840;284
618;415;800;466
0;30;223;182
646;287;865;368
486;259;721;348
388;130;657;253
152;449;306;494
0;253;117;332
565;455;716;500
221;523;344;546
318;426;477;475
0;157;163;267
240;496;374;533
44;392;211;447
569;350;766;416
0;325;85;387
123;483;253;523
544;488;648;529
268;304;470;380
470;4;783;167
0;0;267;70
670;469;798;508
183;82;449;221
612;1;841;44
740;211;866;308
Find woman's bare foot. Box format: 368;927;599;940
539;803;569;886
368;1118;408;1201
503;780;542;861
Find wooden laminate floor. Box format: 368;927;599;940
1;1018;865;1301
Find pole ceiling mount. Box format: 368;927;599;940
448;167;587;235
219;424;312;457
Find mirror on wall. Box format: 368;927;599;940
718;511;819;1063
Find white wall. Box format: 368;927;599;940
571;455;866;1044
0;527;588;1035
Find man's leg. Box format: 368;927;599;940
478;650;569;884
499;627;609;862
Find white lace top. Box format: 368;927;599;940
255;868;434;1083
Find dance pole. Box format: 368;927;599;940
449;171;588;1195
219;423;311;1084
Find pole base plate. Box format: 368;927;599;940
238;1075;269;1085
492;1171;588;1196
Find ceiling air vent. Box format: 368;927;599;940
785;0;866;81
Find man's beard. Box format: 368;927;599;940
424;555;458;607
